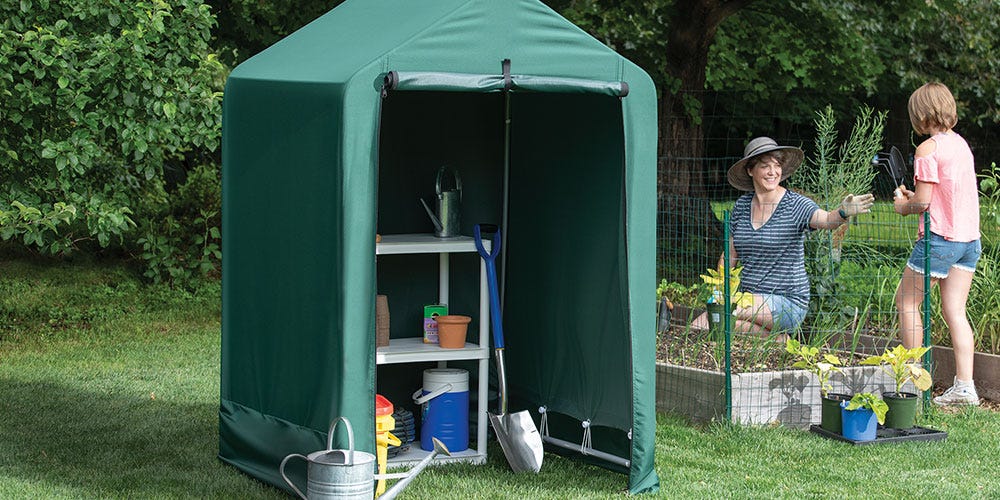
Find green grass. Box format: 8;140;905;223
3;256;1000;498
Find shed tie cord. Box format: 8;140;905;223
539;406;595;457
538;406;549;437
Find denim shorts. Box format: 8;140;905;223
907;232;982;278
761;293;808;333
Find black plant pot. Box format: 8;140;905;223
821;392;852;434
883;391;919;430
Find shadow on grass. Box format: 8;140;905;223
0;378;278;498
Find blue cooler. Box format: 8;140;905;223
413;368;469;452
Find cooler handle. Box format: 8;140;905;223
411;383;453;405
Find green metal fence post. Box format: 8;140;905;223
923;215;932;409
723;210;732;422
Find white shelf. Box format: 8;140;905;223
376;234;487;255
376;233;490;467
377;337;488;364
385;446;487;468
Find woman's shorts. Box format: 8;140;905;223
761;293;808;333
907;232;982;278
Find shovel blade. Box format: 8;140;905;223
489;411;544;473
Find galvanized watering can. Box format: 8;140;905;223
280;417;376;499
280;416;450;500
419;166;462;238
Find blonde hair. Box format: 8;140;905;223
907;82;958;134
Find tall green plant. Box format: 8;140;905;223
789;105;885;338
933;162;1000;353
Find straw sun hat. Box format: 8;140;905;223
727;137;804;191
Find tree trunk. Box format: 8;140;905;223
657;0;753;282
659;0;752;198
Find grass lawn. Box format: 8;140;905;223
2;256;999;498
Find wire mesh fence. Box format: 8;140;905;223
654;90;999;427
654;158;937;427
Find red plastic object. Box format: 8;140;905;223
375;394;394;416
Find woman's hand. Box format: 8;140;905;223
840;193;875;217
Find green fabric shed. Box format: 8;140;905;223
221;0;659;494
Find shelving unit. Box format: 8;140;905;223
376;233;490;466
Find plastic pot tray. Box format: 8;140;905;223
809;424;947;445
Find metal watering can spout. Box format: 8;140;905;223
376;438;451;500
419;198;443;234
279;416;451;500
419;166;462;238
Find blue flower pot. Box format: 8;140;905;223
840;401;877;442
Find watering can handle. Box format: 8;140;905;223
279;454;309;500
412;383;453;405
326;416;355;465
435;166;462;200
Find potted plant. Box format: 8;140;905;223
699;264;753;339
786;338;848;433
840;392;888;442
861;345;932;429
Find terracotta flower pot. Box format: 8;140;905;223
435;315;471;348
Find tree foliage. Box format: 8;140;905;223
554;0;999;177
884;0;1000;127
209;0;343;66
0;0;224;283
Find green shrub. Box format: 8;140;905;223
137;163;221;285
0;0;224;263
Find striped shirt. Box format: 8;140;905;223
730;190;819;309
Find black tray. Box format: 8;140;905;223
809;424;947;445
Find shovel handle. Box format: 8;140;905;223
473;224;500;261
474;224;505;350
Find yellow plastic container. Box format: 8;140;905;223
375;394;400;498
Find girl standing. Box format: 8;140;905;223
894;82;982;406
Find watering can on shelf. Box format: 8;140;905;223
280;416;450;500
419;166;462;238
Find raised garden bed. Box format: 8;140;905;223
655;305;1000;425
655;361;898;428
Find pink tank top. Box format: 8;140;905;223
913;132;980;242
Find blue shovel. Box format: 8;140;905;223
474;223;544;473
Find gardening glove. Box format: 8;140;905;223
839;193;875;217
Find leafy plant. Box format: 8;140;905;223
861;345;933;396
785;338;843;397
0;0;223;259
845;392;888;425
657;279;696;303
967;162;1000;353
699;263;753;308
789;105;885;340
